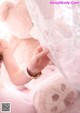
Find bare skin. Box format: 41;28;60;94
0;39;50;85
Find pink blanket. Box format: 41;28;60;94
0;85;36;113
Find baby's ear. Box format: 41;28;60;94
0;1;14;21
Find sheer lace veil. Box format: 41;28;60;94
25;0;80;91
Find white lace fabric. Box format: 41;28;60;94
24;1;80;113
25;0;80;91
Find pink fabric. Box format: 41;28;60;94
0;86;36;113
24;65;56;97
0;65;79;113
23;65;79;113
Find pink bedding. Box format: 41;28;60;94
0;37;80;113
0;85;36;113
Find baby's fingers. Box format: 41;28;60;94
37;49;49;59
34;46;43;55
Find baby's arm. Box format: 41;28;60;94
1;40;50;86
4;51;30;85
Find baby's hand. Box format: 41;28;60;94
27;46;50;77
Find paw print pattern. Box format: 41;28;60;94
34;77;78;113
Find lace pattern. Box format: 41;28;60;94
25;0;80;90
